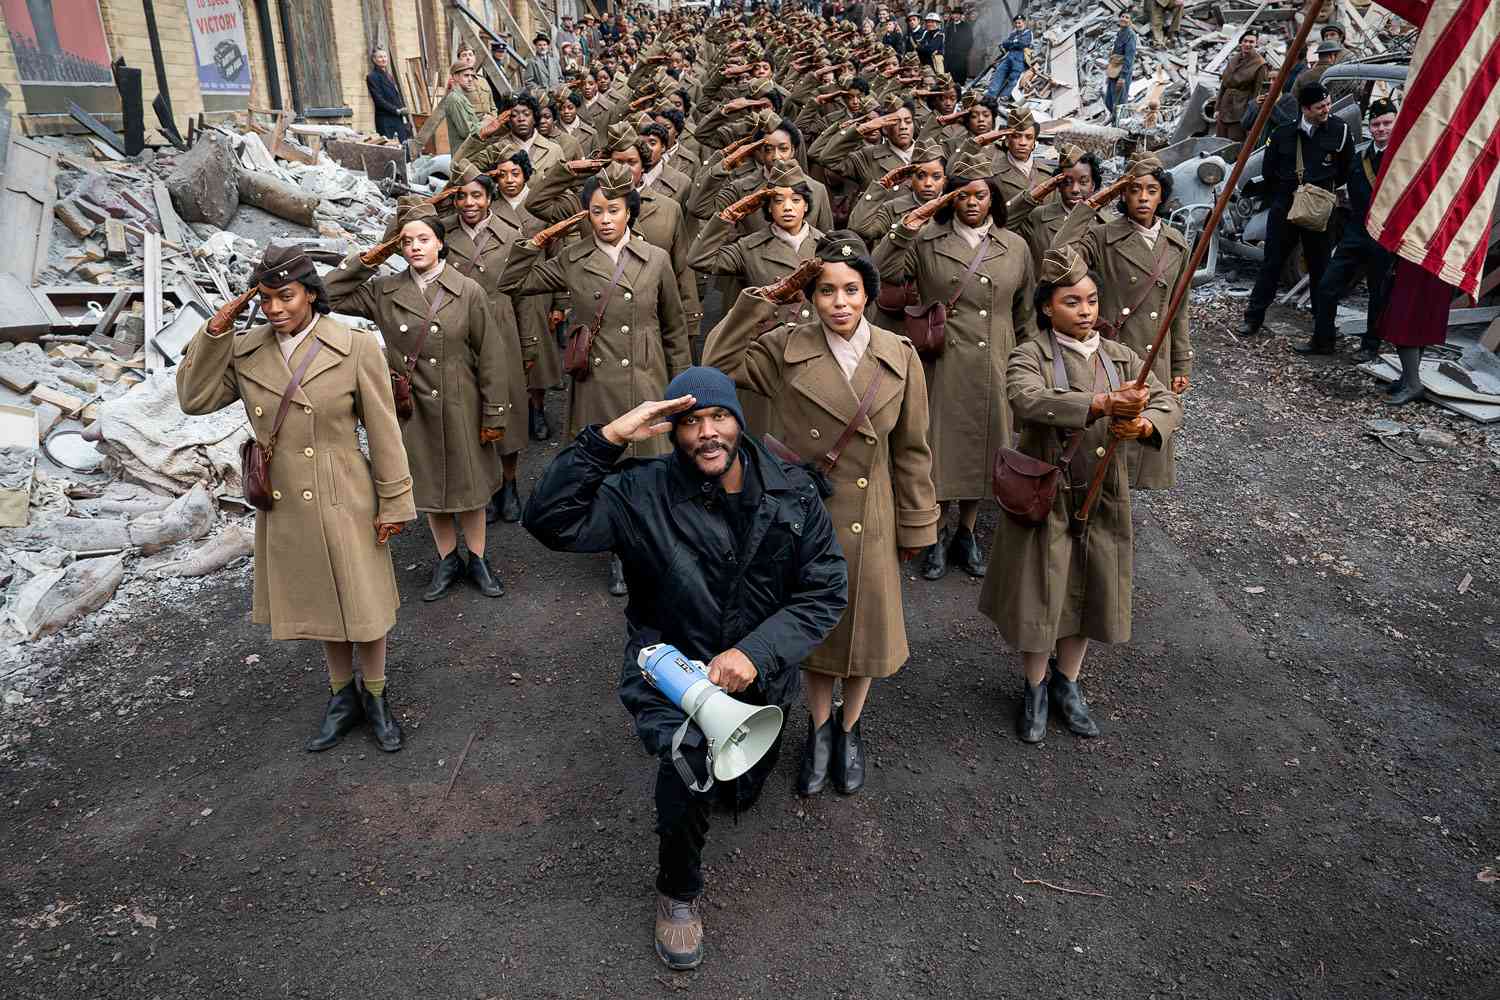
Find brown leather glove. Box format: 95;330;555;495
1088;174;1134;210
375;521;404;545
360;232;403;268
566;157;610;175
1027;173;1066;203
972;128;1015;148
879;164;917;190
477;108;514;142
1093;385;1149;420
901;189;959;232
1109;415;1155;441
719;187;772;224
935;108;966;125
857;112;903;136
480;427;504;444
756;258;822;305
207;285;258;336
530;209;589;248
721;96;771;115
723;137;769;170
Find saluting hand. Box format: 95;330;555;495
723;136;770;170
706;648;757;694
477;108;514;141
207;284;258;335
879;163;917;190
531;209;589;248
719;187;773;223
1088;173;1134;210
601;395;698;445
901;188;959;232
566;157;610;175
360;232;403;268
755;257;822;305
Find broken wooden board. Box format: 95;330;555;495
152;180;185;246
54;199;97;238
104;218;128;258
0;272;53;341
324;139;408;182
0;137;58;284
29;385;87;418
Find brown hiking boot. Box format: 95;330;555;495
654;893;703;970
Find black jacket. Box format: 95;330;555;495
523;426;849;758
1263;117;1353;200
915;28;945;67
365;70;411;142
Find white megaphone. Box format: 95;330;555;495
638;643;784;791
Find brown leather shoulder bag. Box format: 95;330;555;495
390;285;449;421
242;336;325;512
564;251;630;381
903;240;987;359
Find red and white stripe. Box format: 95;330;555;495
1365;0;1500;297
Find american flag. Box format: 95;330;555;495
1364;0;1500;297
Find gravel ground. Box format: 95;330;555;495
1;294;1496;999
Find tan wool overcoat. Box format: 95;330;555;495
524;159;703;324
1051;202;1192;489
874;220;1036;501
325;257;508;512
177;317;415;641
497;232;691;457
703;291;939;678
979;335;1181;651
439;210;535;455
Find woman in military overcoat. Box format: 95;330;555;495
702;231;938;800
498;162;692;596
325;204;510;603
979;246;1181;744
1049;156;1192;489
177;246;414;753
439;162;533;524
873;147;1035;582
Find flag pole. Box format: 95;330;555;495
1076;0;1326;521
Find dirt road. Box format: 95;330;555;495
2;300;1496;999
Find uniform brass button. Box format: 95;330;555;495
786;320;796;327
624;291;633;300
979;275;989;284
864;435;875;445
850;522;863;534
593;357;602;366
254;405;264;416
977;340;987;348
864;193;873;200
304;447;314;457
621;324;630;333
1149;311;1159;319
272;490;282;501
857;477;868;488
302;490;313;501
477;264;485;272
429;357;438;365
1129;276;1137;283
303;406;313;414
1095;446;1106;458
399;324;408;332
809;428;821;439
430;324;440;333
801;309;810;318
978;309;988;317
430;389;439;397
621;358;630;367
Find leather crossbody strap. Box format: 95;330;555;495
457;228;494;278
822;367;883;472
1295;129;1305;184
590;251;632;335
269;336;325;452
1114;236;1175;327
946;241;989;309
402;285;450;372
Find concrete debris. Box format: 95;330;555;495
8;552;125;639
163;132;240;228
96;373;249;497
140;523;254;578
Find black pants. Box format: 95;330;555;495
1312;231;1395;349
1246;201;1333;327
654;719;785;901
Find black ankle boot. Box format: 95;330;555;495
831;707;866;794
529;403;550;441
948;525;986;578
1018;680;1048;744
608;554;628;596
921;526;951;580
467;553;504;597
497;480;522;523
305;682;363;752
360;683;403;752
797;713;833;797
423;551;466;601
1047;672;1100;737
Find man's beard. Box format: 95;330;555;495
676;434;740;479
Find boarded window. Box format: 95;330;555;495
281;0;345;114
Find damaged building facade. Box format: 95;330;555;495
0;0;551;137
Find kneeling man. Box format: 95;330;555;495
523;366;848;970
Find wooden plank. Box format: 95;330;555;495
1480;315;1500;352
144;232;163;372
324;139;408;181
68;102;127;157
0;137;58;284
152;181;185;246
104;218;128;259
29;385;86;417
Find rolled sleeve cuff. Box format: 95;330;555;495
896;504;940;549
375;476;417;523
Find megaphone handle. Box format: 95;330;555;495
668;716;714;794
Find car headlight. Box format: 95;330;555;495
1197;160;1226;186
